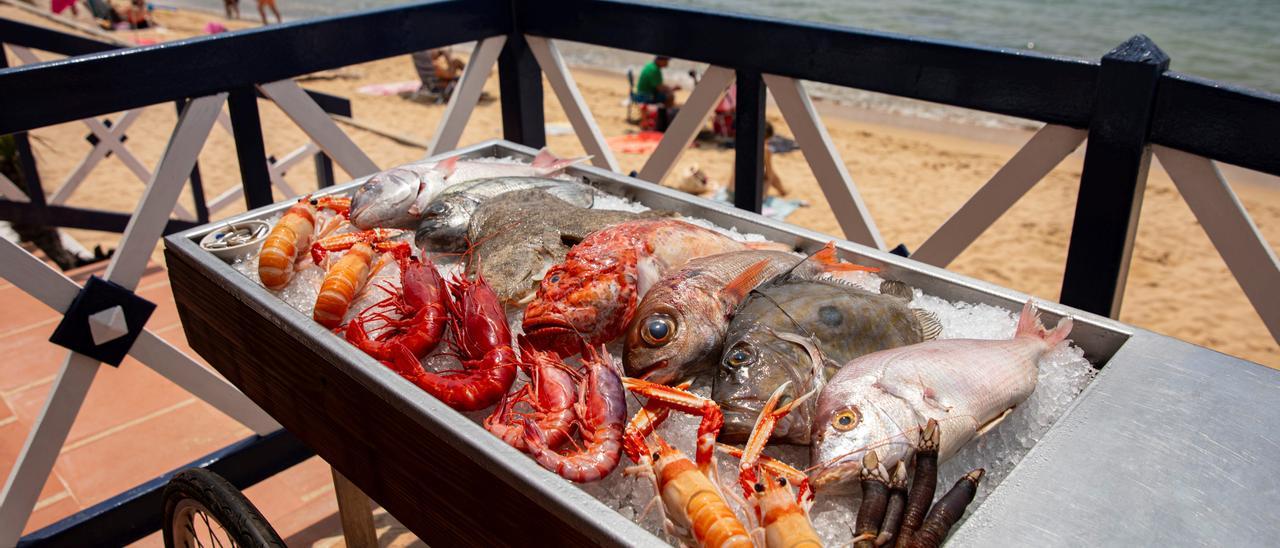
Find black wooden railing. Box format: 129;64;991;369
0;19;351;233
2;0;1279;542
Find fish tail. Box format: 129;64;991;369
1016;300;1073;347
811;242;879;273
531;147;592;171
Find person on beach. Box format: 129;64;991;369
407;48;466;103
633;55;682;131
124;0;153;29
729;122;789;197
51;0;79;17
257;0;281;24
634;55;680;108
224;0;240;19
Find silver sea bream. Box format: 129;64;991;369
810;301;1072;491
415;176;603;252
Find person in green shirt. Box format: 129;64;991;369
633;55;680;108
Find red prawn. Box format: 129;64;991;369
383;274;518;411
345;257;450;360
522;344;627;483
484;339;577;452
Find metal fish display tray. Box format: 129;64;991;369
164;140;1278;546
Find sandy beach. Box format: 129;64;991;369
4;3;1278;369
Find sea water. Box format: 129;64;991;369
164;0;1279;126
229;158;1097;544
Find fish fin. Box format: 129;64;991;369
976;407;1014;437
546;185;596;209
743;241;793;252
811;241;879;273
437;156;459;176
1015;300;1073;346
408;184;433;216
912;308;943;340
879;279;914;301
531;147;592;171
721;259;775;305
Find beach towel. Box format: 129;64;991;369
607;131;664;155
710;188;808;221
357;81;422;96
52;0;76;14
767;135;800;154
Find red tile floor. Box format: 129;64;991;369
0;259;421;545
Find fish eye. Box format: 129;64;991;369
428;202;448;215
549;273;561;284
640;314;675;346
832;407;860;432
726;345;754;367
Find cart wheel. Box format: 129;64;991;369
162;468;284;548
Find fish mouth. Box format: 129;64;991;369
810;459;862;492
632;360;672;383
717;401;762;443
522;317;582;357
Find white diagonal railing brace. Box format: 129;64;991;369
48;109;138;204
912;124;1088;267
638;65;735;184
0;172;29;202
525;36;619;172
1154;145;1280;343
258;79;379;178
266;142;322;199
428;36;506;156
0;94;278;545
81;114;154;185
764;74;885;249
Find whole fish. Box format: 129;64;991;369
465;190;672;306
622;244;876;385
415;177;601;252
523;219;789;356
349;147;588;230
809;301;1071;491
714;278;941;444
349;162;446;229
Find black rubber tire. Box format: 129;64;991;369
162;468;285;548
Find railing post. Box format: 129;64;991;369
315;153;335;188
497;34;545;148
227;87;275;209
1060;35;1169;318
733;69;766;213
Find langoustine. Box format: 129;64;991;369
621;378;752;547
257;195;349;290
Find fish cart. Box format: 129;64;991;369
164;140;1280;546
